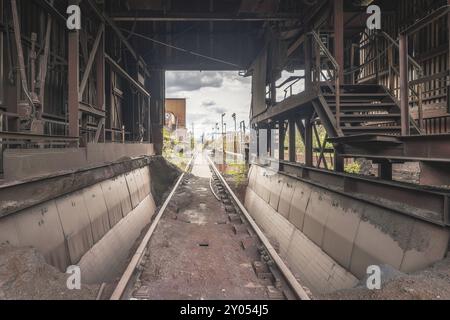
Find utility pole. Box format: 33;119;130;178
221;114;226;158
232;113;238;154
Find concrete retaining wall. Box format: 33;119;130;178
0;165;157;283
245;165;450;294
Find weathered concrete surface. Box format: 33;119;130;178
245;165;450;294
0;156;179;283
0;156;151;217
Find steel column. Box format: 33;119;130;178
279;121;285;161
334;0;344;82
304;34;312;90
289;119;296;162
304;118;313;167
399;33;410;136
378;162;393;181
96;25;105;143
68;1;80;142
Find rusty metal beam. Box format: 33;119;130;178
32;0;66;24
68;0;80;142
304;117;313;167
333;0;344;82
277;160;450;227
38;0;54;112
288;119;296;162
10;0;34;108
399;33;410;136
86;0;138;61
111;12;304;22
105;54;150;98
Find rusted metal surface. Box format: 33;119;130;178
275;160;450;227
0;156;152;217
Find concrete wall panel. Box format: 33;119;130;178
117;175;133;216
254;168;271;202
285;229;358;294
246;188;358;294
82;185;110;243
268;176;283;211
125;172;140;209
400;221;450;273
277;180;295;219
322;199;363;269
302;188;332;247
349;206;414;278
14;201;69;271
139;167;151;197
100;178;123;227
78;195;156;283
245;165;450;291
287;182;312;231
55;192;94;264
248;165;256;190
133;168;146;202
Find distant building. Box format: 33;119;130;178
165;98;188;142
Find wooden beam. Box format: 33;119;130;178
79;24;104;100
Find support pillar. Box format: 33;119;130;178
399;33;410;136
447;0;450;113
334;0;344;82
378;162;393;181
278;121;285;161
304;118;313;167
149;69;165;155
96;27;105;142
289;119;296;162
68;6;79;143
304;34;312;90
334;154;344;173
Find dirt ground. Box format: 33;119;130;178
0;245;99;300
320;258;450;300
128;154;270;300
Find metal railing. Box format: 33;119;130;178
310;30;342;131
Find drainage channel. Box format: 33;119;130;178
109;151;310;300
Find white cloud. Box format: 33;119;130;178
166;71;251;138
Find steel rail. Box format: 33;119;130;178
110;155;195;300
206;156;311;300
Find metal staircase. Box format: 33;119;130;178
318;83;420;138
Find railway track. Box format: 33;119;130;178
110;152;310;300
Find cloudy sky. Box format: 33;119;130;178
165;71;252;139
165;70;304;139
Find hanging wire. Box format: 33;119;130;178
118;27;242;69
